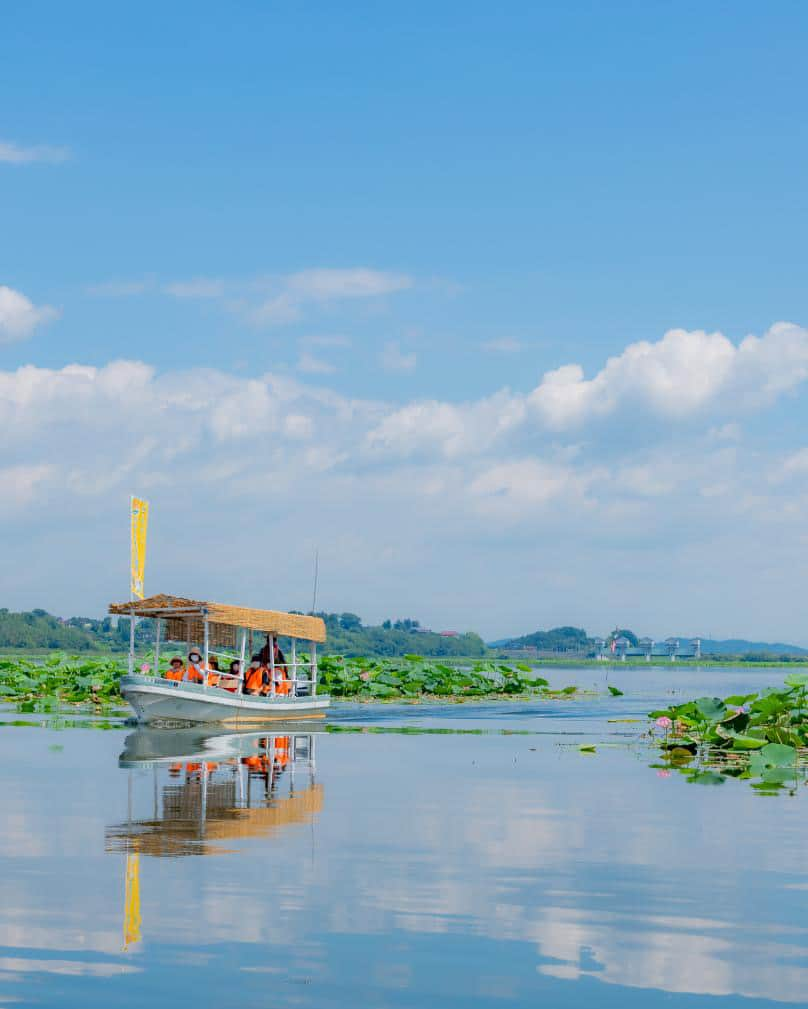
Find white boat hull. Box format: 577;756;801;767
120;674;330;725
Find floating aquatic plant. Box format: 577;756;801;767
317;655;561;700
648;676;808;793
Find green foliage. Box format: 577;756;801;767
311;612;488;658
0;608;154;652
649;680;808;792
317;655;561;700
498;626;591;652
0;653;126;709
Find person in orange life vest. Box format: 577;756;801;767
243;656;270;695
205;654;221;687
259;638;287;671
185;649;205;683
273;663;291;696
259;638;289;695
165;657;185;681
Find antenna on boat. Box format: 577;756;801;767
311;548;319;614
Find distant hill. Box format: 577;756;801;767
490;626;592;653
490;625;808;659
699;638;808;657
0;607;486;659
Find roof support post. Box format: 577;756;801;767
291;639;297;698
269;634;276;696
128;610;135;677
310;641;317;696
239;628;247;689
203;617;210;690
154;617;161;677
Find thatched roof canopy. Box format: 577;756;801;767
109;593;326;643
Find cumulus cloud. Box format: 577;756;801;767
0;140;70;164
3;319;808;638
529;322;808;429
366;390;525;459
0;286;60;343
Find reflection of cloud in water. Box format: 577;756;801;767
533;906;808;1002
0;957;140;977
339;774;808;1004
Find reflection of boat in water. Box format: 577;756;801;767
108;594;330;724
106;727;323;858
110;727;325;949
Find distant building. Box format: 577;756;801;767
439;631;459;638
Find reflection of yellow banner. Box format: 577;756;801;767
123;853;141;950
130;496;149;600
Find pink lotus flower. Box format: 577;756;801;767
140;663;151;673
656;769;671;778
359;671;370;681
655;716;672;730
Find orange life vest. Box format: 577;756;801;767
185;663;205;684
274;667;291;696
165;666;185;682
245;665;269;693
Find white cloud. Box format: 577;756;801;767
163;278;225;298
286;268;411;300
300;334;352;349
366;390;525;459
3;318;808;640
0;286;60;343
86;279;151;297
529;322;808;430
379;340;416;373
297;352;336;375
0;464;56;514
469;458;595;517
481;337;525;353
249;268;413;328
0;140;70;164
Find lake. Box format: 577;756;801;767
0;665;806;1008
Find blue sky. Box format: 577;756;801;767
2;2;808;640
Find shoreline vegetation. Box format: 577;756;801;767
648;676;808;793
3;608;808;664
0;653;583;711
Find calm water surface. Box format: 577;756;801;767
0;665;806;1008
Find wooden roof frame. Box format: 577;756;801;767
109;593;326;643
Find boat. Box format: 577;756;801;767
109;593;330;724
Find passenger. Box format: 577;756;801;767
165;657;185;681
258;638;289;695
186;649;205;684
243;655;270;695
273;663;291;696
219;659;241;693
205;654;220;688
259;638;287;672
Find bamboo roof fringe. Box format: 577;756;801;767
109;594;326;643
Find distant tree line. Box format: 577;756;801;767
0;608;486;658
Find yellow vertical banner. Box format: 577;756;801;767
130;496;149;600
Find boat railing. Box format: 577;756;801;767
122;672;323;700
